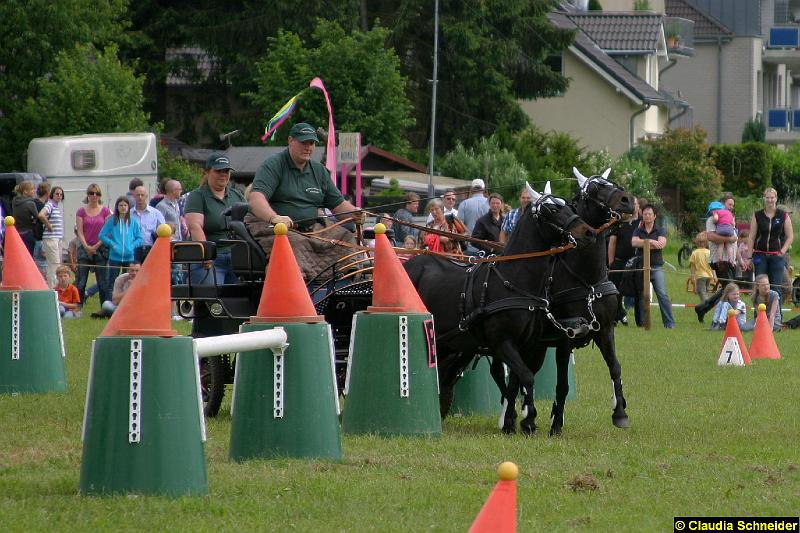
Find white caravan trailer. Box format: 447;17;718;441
27;133;159;243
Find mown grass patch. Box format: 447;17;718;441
1;303;798;531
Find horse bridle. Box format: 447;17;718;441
576;177;624;227
531;195;581;249
540;177;628;337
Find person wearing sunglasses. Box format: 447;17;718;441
76;185;111;305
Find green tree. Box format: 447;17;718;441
645;127;723;234
13;45;151;143
0;0;130;167
121;0;361;146
248;21;414;153
365;0;574;150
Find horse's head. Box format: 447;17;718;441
526;185;596;250
572;167;634;227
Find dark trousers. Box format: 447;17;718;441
135;245;153;263
76;246;110;305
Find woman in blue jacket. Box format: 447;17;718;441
99;196;142;287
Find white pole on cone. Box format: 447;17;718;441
193;328;287;358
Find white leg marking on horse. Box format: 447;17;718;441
610;379;617;409
498;398;509;429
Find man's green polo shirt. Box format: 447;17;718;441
252;149;344;222
184;182;244;248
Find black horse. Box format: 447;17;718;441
404;187;597;420
502;168;634;436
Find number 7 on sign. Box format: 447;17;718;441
718;337;744;366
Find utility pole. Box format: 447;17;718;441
427;0;440;200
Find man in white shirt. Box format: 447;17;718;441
132;185;165;262
156;179;185;288
426;188;459;224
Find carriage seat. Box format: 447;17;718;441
221;203;267;276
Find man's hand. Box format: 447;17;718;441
270;215;293;227
351;210;366;224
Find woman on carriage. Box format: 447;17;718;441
421;198;468;254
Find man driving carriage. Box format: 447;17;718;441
244;122;365;280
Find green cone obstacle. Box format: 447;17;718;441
80;336;207;496
80;225;207;496
534;348;576;401
342;311;442;436
0;290;66;394
341;224;441;436
0;217;66;395
451;356;501;416
230;321;342;460
229;222;341;460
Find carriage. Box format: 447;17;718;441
170;203;377;416
171;172;634;436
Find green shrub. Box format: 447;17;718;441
710;142;772;197
741;117;766;143
613;153;659;203
376;178;404;197
770;144;800;201
733;194;762;225
439;135;528;201
505;125;586;198
644;127;723;234
158;145;202;192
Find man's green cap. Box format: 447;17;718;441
289;123;319;142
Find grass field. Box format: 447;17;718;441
1;258;799;532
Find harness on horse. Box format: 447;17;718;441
448;188;621;342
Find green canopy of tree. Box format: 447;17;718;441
120;0;361;146
644;127;723;234
0;0;130;167
121;0;572;153
247;20;414;153
12;45;151;142
365;0;574;151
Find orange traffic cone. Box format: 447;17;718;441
100;224;176;337
469;462;518;533
253;223;321;322
749;303;781;359
1;217;48;290
368;224;428;313
719;308;750;365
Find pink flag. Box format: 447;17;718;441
309;77;337;181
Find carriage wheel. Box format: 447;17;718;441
677;243;693;268
792;278;800;308
199;355;227;417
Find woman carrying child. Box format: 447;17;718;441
709;282;746;330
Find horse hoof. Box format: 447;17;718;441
501;423;516;435
549;426;562;437
612;415;630;428
521;423;537;436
